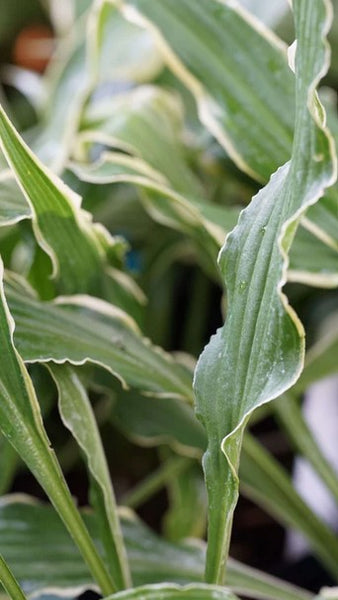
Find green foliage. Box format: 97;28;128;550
0;0;337;599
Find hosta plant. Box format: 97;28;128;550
0;0;338;599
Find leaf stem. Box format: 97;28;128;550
0;554;27;600
204;425;245;584
28;436;116;596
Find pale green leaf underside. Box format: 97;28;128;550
0;498;311;600
4;274;193;401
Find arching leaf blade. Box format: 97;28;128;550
193;0;336;584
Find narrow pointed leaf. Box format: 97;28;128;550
0;553;27;600
48;364;131;589
0;260;115;595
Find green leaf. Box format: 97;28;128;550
105;583;238;599
48;364;131;589
112;390;205;456
115;0;338;287
0;260;115;595
115;0;295;182
162;454;207;542
78;85;202;197
192;0;336;584
35;0;162;172
5;272;193;401
0;497;312;600
274;393;338;504
240;433;338;580
294;310;338;391
70;152;233;274
73;153;338;287
0;105;125;298
0;553;27;600
0;174;30;226
110;382;338;577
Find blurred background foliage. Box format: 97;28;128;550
0;0;338;595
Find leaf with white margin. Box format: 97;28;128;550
34;0;162;172
103;583;238;599
72;152;338;288
70;152;236;270
77;85;202;197
110;387;338;578
113;0;295;182
0;105;109;295
0;496;312;600
239;0;289;27
48;364;131;590
0;105;143;315
4;273;193;402
88;0;162;85
112;0;338;287
193;0;336;584
0;260;115;595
